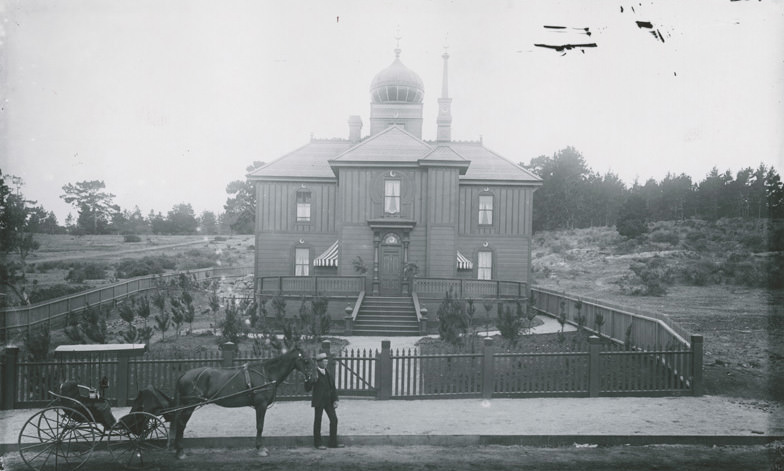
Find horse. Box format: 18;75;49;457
169;346;314;459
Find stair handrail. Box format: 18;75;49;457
411;292;423;323
350;291;365;322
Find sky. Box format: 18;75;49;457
1;0;783;223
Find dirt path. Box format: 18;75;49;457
30;240;208;264
2;444;778;471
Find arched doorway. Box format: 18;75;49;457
379;233;402;295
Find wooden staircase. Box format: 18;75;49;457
352;296;420;336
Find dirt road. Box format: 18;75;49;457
2;444;779;471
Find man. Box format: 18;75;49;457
305;352;344;449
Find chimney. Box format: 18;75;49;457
348;115;363;143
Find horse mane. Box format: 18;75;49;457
251;347;303;381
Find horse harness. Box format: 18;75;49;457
189;363;277;408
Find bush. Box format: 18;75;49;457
619;256;672;296
437;288;468;347
649;229;679;245
115;256;176;278
679;258;720;286
123;234;142;243
65;263;108;283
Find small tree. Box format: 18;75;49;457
311;294;331;341
271;295;287;331
482;301;495;336
136;295;153;343
24;323;51;361
118;299;138;343
169;296;185;338
154;308;171;341
181;290;196;334
437;288;468;347
595;312;605;337
574;300;586;333
496;303;523;347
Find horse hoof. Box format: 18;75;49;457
257;448;269;457
176;451;187;460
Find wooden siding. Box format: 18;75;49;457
256;181;337;233
457;235;531;284
426;168;459;225
339;224;375;278
458;185;534;236
338;168;422;224
427;225;456;277
256;232;340;277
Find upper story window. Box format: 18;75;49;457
478;251;492;280
295;248;310;276
384;179;401;215
296;190;311;222
479;194;493;225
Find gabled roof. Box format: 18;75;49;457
331;125;432;163
248;127;541;185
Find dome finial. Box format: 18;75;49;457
394;25;402;58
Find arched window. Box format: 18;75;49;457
296;190;311;222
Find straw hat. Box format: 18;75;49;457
315;352;328;361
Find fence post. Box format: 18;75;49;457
588;336;602;397
220;342;238;368
691;335;704;396
376;340;392;400
344;305;353;335
2;346;19;410
481;337;495;399
117;353;130;407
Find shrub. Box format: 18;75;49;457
679;258;719;286
115;256;176;278
65;263;108;283
496;302;524;347
649;229;679;245
619;256;671;296
123;234;142;243
437;288;468;347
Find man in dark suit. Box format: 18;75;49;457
305;352;344;449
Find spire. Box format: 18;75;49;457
440;44;449;99
436;40;452;142
394;26;402;58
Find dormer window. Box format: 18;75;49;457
384;179;401;215
296;190;311;222
479;194;493;225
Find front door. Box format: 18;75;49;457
379;234;402;295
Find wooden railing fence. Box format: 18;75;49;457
0;266;253;341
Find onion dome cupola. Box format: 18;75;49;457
370;48;425;104
369;46;425;138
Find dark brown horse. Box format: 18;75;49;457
169;347;313;458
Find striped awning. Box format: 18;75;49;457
457;250;473;270
314;240;339;267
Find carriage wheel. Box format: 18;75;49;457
18;406;98;471
107;412;169;469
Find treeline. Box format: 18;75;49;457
523;147;784;232
0;162;262;237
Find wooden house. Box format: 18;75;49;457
248;47;540;332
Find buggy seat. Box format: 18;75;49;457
56;380;116;428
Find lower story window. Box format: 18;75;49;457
295;248;310;276
478;251;492;280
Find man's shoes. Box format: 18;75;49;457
328;444;345;448
316;445;327;450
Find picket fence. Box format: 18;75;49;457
2;335;702;410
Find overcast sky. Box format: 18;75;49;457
2;0;783;223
